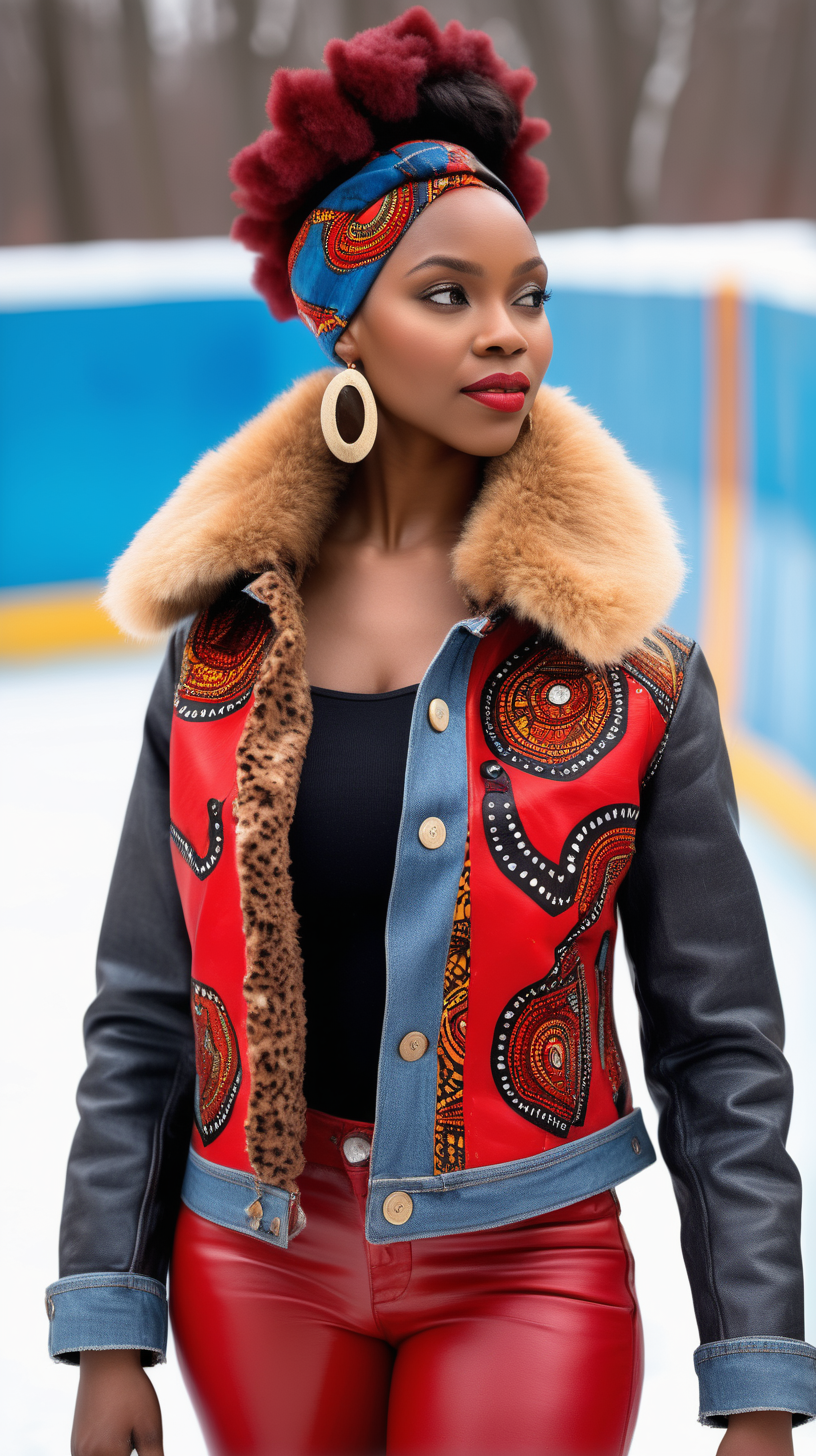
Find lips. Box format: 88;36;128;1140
461;372;530;414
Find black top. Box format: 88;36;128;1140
289;684;418;1122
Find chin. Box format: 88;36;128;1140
444;419;527;457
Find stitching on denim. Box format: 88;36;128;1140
700;1407;813;1419
186;1147;290;1202
48;1275;166;1299
51;1343;166;1360
696;1344;816;1363
365;1176;629;1243
370;1109;648;1193
374;622;479;1175
180;1191;288;1248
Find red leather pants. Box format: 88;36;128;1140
170;1110;643;1456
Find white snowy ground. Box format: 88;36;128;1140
2;651;815;1456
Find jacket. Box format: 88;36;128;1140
48;371;816;1427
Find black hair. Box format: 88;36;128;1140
372;72;521;176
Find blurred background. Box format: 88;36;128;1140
1;2;815;1453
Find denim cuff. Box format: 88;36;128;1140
45;1273;168;1366
695;1338;816;1427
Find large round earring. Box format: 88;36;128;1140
320;364;378;463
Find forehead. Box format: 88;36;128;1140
386;185;538;273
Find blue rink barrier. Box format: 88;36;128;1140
0;227;814;842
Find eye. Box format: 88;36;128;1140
423;283;470;307
514;286;550;309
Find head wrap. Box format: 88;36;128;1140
287;139;523;362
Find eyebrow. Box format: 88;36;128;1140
513;255;547;277
404;253;548;279
404;254;484;277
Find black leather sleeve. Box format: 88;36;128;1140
59;626;195;1285
618;642;804;1344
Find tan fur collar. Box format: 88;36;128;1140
105;368;683;667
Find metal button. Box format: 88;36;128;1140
428;698;450;732
631;1137;641;1155
418;816;446;850
399;1031;429;1062
45;1294;55;1321
383;1191;414;1226
342;1135;371;1165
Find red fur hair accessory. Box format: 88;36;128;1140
230;6;549;320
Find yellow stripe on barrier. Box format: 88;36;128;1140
728;728;816;864
0;583;128;658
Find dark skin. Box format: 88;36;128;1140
71;187;794;1453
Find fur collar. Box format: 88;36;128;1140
105;369;683;667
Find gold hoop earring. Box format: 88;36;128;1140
320;364;378;463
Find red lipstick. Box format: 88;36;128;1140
460;371;530;413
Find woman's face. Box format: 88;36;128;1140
335;185;553;457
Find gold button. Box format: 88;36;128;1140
418;816;446;849
428;698;450;732
383;1191;414;1226
399;1031;429;1062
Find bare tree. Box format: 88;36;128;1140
120;0;174;236
32;0;94;240
2;0;814;247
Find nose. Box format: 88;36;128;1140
472;302;527;357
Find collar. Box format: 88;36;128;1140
104;369;684;668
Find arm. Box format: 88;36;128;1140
47;626;195;1367
617;643;816;1430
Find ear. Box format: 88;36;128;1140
334;326;361;365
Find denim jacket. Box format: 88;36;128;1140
48;372;816;1427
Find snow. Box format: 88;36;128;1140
2;651;814;1454
1;220;814;314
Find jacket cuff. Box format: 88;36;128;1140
45;1273;168;1366
695;1338;816;1427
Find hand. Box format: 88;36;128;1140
71;1349;164;1456
716;1411;794;1455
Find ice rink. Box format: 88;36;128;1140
3;648;816;1455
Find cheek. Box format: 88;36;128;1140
360;301;463;416
528;314;554;381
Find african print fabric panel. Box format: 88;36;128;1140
175;589;272;721
434;844;471;1174
192;978;242;1145
482;764;636;1137
481;634;628;780
623;626;693;779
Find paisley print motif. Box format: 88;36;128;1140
492;946;591;1138
434;845;471;1174
290;295;348;339
624;626;692;721
322;186;415;271
175;590;272;721
191;979;242;1145
480;761;638;916
624;627;693;780
481;635;628;779
485;764;637;1137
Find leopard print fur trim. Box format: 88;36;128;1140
234;566;312;1191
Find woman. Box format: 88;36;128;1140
52;10;814;1456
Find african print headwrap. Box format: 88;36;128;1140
287;140;523;362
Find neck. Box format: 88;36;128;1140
331;406;482;552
